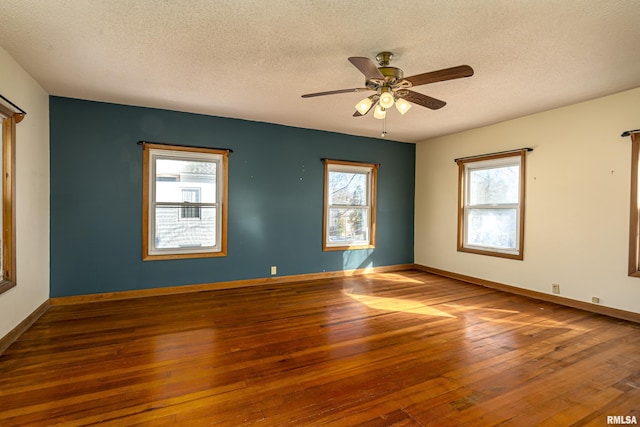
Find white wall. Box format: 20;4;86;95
415;87;640;314
0;47;50;338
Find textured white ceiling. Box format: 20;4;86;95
1;0;639;143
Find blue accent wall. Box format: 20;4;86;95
50;97;415;297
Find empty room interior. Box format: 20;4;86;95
1;1;640;425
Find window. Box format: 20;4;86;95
180;188;201;219
323;159;378;251
457;151;526;260
628;131;640;277
0;103;19;294
143;143;228;260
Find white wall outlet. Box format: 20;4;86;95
270;266;277;275
552;284;560;294
592;297;600;304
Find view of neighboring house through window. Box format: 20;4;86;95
143;143;228;260
323;159;377;251
457;150;526;260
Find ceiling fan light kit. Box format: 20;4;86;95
302;51;474;136
395;97;412;115
379;88;395;109
355;97;373;115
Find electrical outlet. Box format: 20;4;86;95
552;284;560;294
592;297;600;304
270;266;277;275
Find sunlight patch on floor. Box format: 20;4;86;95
443;303;586;330
443;303;520;315
474;315;586;330
346;292;456;318
370;273;424;284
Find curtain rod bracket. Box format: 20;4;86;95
622;129;640;137
0;94;27;117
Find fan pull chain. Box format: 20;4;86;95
381;114;387;138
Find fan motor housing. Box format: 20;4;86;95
379;66;403;80
366;66;408;90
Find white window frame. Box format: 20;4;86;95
457;151;525;260
142;143;228;260
323;160;377;251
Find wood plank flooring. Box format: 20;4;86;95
1;270;639;426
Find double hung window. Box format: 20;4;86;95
0;102;18;293
323;160;377;251
457;151;526;259
143;143;228;260
627;131;640;277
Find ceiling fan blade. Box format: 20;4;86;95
348;57;385;80
402;90;447;110
404;65;474;87
301;88;369;98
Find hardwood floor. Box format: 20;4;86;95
1;270;639;426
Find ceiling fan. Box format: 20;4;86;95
302;52;474;122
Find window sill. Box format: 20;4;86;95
0;279;16;295
628;270;640;278
143;251;226;261
323;244;375;252
458;246;523;260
